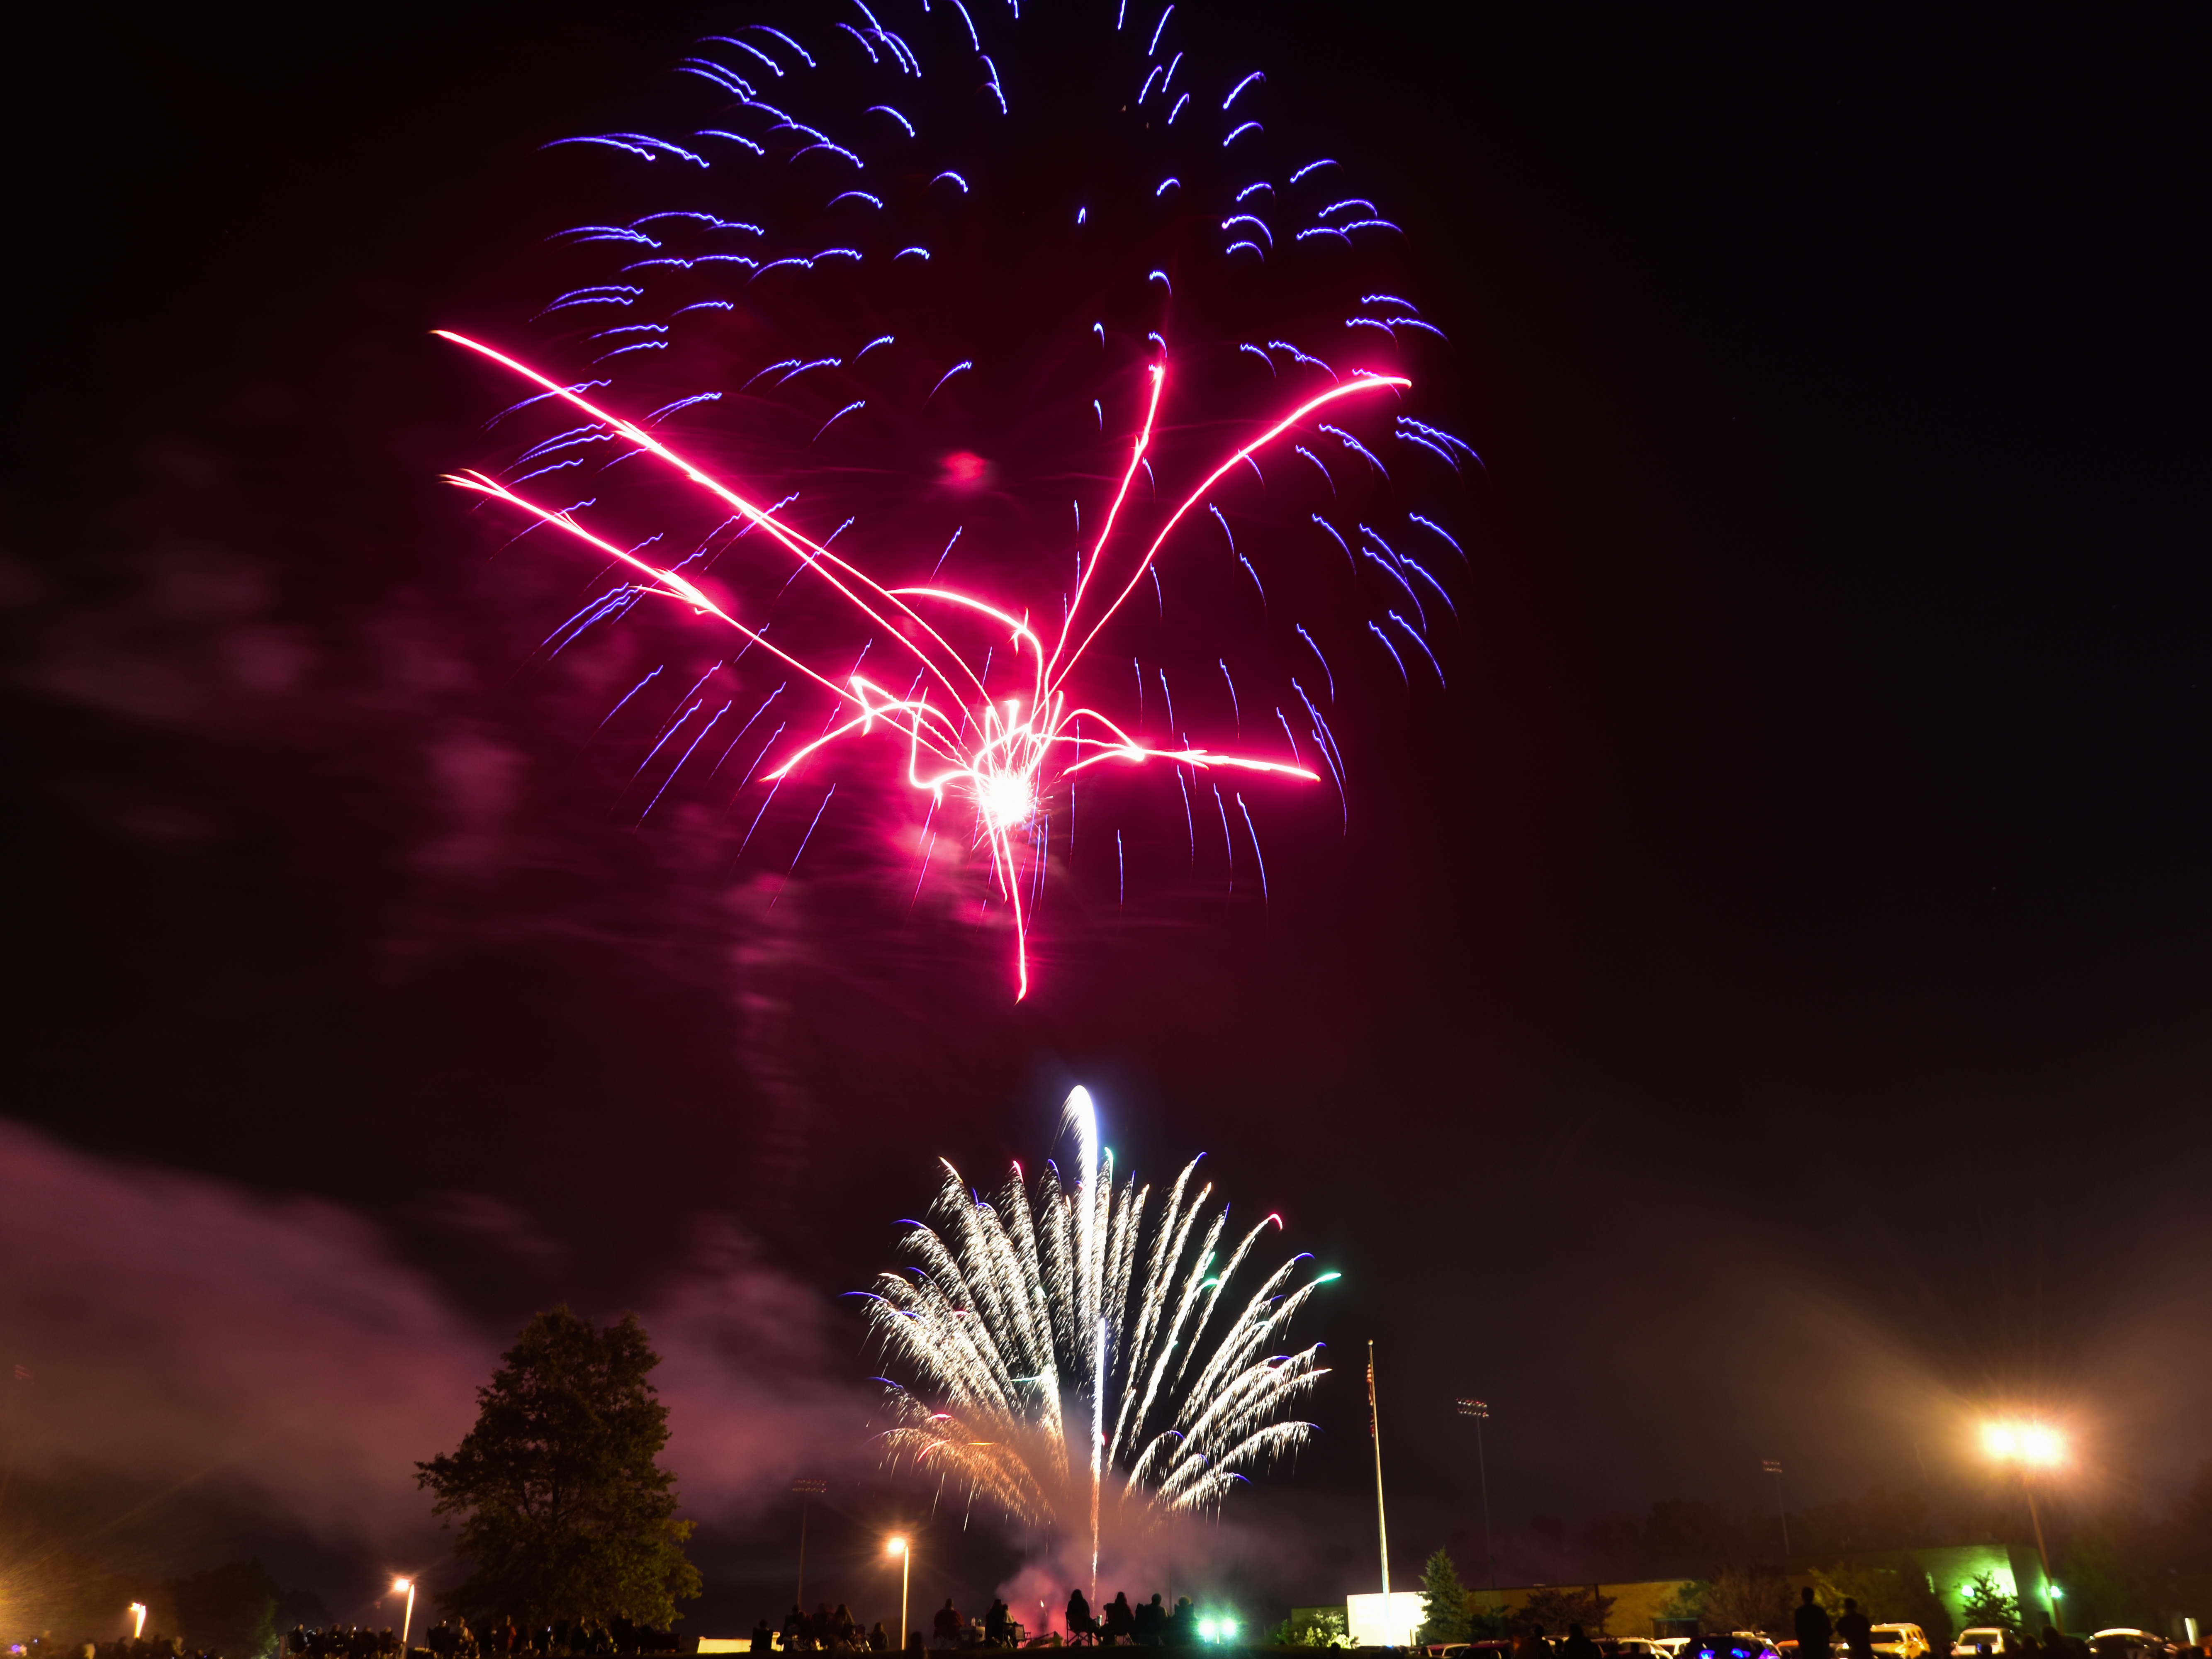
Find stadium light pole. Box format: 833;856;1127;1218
793;1478;828;1608
393;1580;416;1649
1982;1423;2065;1635
1457;1399;1496;1592
1763;1461;1791;1561
886;1537;911;1652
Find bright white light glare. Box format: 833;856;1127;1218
886;1536;907;1555
1983;1421;2064;1466
392;1580;412;1594
1199;1621;1219;1641
981;771;1035;831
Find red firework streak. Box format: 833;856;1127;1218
440;330;1408;999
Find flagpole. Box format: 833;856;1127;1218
1368;1341;1391;1605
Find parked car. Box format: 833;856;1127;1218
1695;1636;1780;1659
1871;1626;1932;1659
1606;1642;1674;1659
2089;1632;2171;1659
1952;1630;2009;1656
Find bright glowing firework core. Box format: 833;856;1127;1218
441;334;1389;997
981;766;1037;834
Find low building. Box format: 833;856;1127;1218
1346;1592;1428;1648
1465;1583;1697;1640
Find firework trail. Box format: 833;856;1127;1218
856;1088;1333;1595
442;1;1477;997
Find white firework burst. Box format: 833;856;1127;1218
858;1088;1333;1587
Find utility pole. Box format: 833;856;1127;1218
1763;1461;1791;1561
1458;1400;1497;1592
793;1478;828;1608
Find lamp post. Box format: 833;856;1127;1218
393;1580;417;1650
1762;1461;1791;1562
131;1604;148;1640
1456;1399;1496;1593
886;1537;910;1653
792;1478;828;1609
1981;1423;2064;1635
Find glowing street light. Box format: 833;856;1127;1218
392;1580;417;1650
1982;1423;2064;1467
1983;1422;2066;1633
886;1537;910;1653
130;1604;148;1640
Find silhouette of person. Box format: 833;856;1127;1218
1134;1598;1163;1647
935;1603;962;1649
1065;1593;1093;1647
1836;1601;1874;1659
1562;1626;1599;1659
1794;1591;1832;1659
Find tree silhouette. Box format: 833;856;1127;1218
416;1307;701;1627
1419;1549;1471;1645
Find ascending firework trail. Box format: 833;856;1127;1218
441;2;1480;998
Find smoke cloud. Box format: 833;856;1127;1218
0;1120;872;1564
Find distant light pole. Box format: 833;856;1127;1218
1983;1423;2065;1635
793;1478;829;1608
1762;1461;1791;1561
1457;1399;1496;1592
131;1604;148;1640
392;1580;417;1649
886;1536;911;1652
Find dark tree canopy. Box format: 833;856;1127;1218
166;1559;282;1659
416;1307;701;1627
1518;1584;1618;1638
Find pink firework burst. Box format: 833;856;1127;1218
440;2;1478;999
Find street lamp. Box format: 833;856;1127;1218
886;1537;910;1653
1982;1422;2065;1634
793;1479;829;1609
392;1581;417;1650
1456;1399;1496;1592
131;1604;148;1640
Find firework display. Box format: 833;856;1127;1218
857;1089;1332;1588
444;1;1476;997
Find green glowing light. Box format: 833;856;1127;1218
1314;1272;1342;1283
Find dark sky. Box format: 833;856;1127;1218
3;0;2202;1636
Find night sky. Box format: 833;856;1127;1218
3;1;2202;1638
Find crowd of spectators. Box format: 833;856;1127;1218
282;1621;684;1659
746;1588;1206;1652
